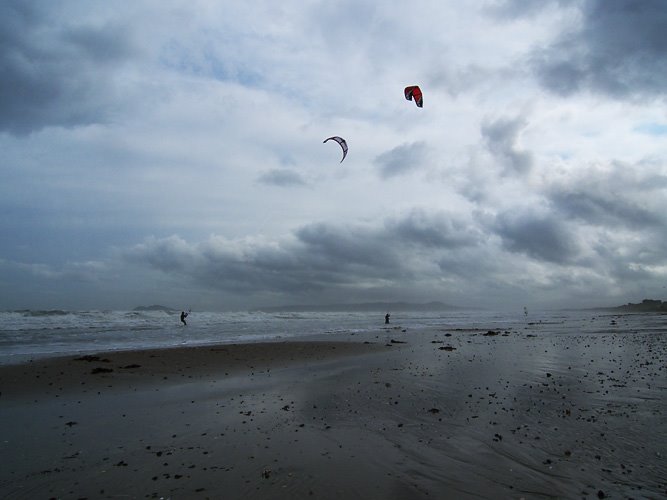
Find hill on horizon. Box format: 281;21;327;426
607;299;667;313
133;305;176;312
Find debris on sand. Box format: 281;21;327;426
74;355;110;363
91;367;114;374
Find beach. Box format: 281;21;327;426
1;320;665;499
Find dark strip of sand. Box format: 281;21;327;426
0;340;385;399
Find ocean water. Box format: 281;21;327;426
0;308;664;365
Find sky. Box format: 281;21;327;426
1;0;666;312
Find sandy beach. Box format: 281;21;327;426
1;323;665;499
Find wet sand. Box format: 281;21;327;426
1;325;665;499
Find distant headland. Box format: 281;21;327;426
133;305;175;312
609;299;667;313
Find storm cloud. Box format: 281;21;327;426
530;0;667;99
546;160;667;229
120;207;596;307
0;1;136;134
492;212;579;264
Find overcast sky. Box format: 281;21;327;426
1;0;665;311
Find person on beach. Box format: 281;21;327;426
385;313;390;324
180;311;188;326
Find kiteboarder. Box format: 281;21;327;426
385;313;390;324
180;310;188;326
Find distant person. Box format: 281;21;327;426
385;313;390;324
180;310;188;326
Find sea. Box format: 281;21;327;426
0;308;664;366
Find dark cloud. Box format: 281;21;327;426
492;212;579;264
257;169;307;187
550;190;663;229
42;194;666;308
374;142;429;179
125;226;397;298
0;1;135;134
545;159;667;229
127;236;197;274
295;223;400;272
63;24;135;63
385;209;480;249
529;0;667;99
481;117;533;175
124;210;481;302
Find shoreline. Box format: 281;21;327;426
4;308;662;369
1;328;665;499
